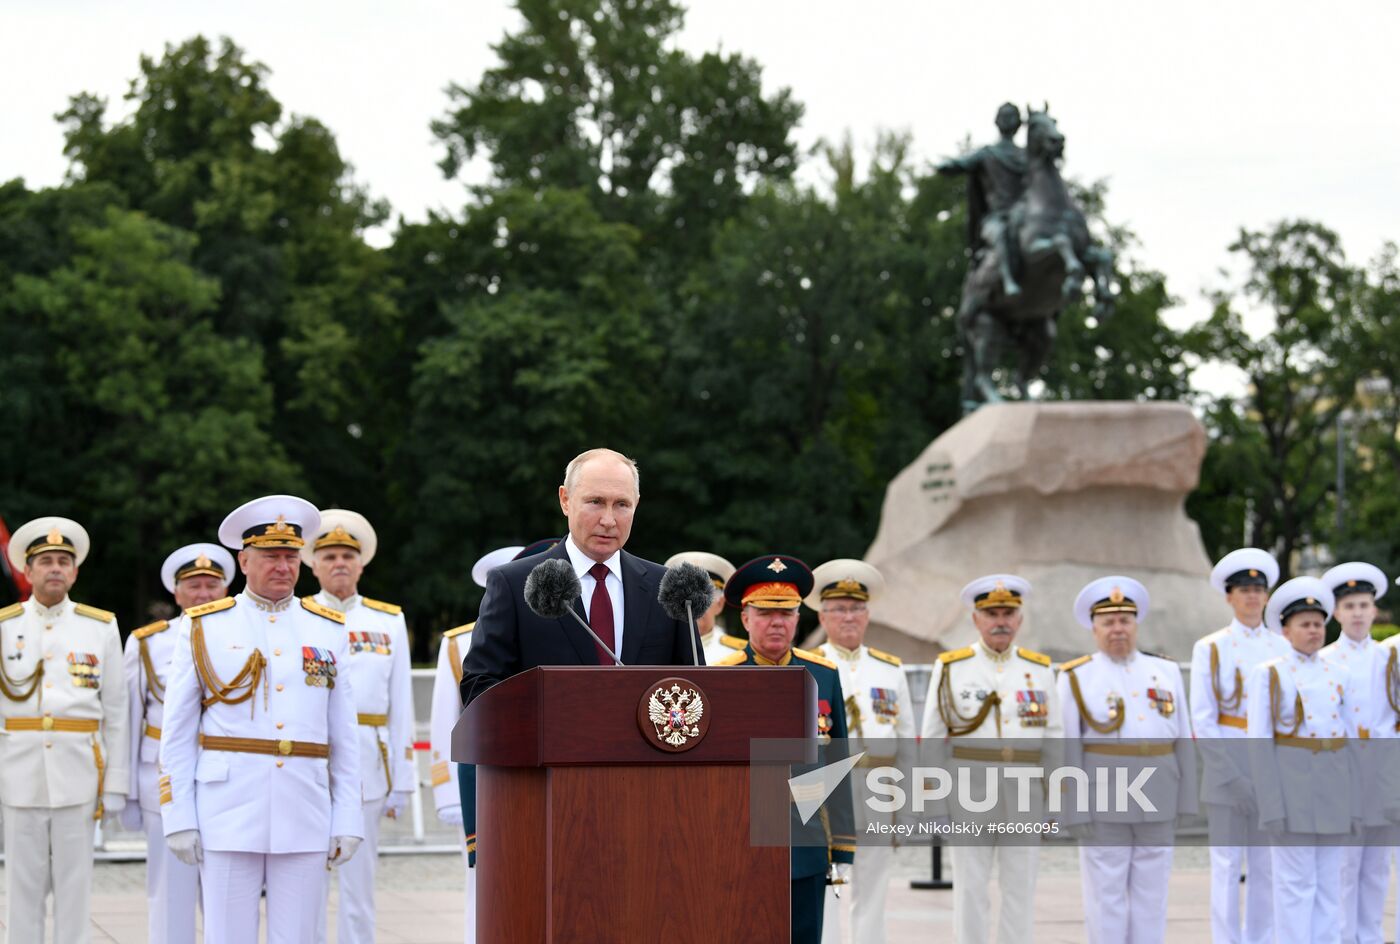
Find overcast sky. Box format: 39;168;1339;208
5;0;1398;390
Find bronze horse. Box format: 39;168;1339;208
957;107;1115;410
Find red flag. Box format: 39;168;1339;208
0;515;32;601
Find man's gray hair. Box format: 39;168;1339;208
562;448;641;496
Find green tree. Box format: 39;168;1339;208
636;135;967;566
1332;243;1400;583
1185;220;1362;576
58;36;408;621
398;187;660;622
1;197;296;618
431;0;801;275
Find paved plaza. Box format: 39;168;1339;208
4;843;1397;942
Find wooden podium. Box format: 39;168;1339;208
454;665;814;943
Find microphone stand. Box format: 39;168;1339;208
561;606;625;666
686;601;700;666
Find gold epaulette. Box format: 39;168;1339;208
715;650;749;666
793;647;837;670
186;597;236;618
720;634;747;650
1017;647;1051;667
1060;654;1092;672
301;598;345;624
362;598;402;616
74;603;115;623
939;647;974;664
133;620;170;640
869;646;901;666
0;603;23;623
444;622;475;638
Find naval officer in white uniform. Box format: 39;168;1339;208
0;516;129;944
1189;547;1287;944
920;574;1060;944
1058;576;1197;944
160;495;364;944
1247;577;1357;944
814;559;912;944
429;544;524;944
123;541;234;944
304;509;416;944
1318;561;1391;944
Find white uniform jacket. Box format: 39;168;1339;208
818;642;917;754
429;623;472;814
312;592;415;801
1323;634;1390;828
124;613;185;815
1246;648;1360;835
1362;637;1400;825
159;593;363;852
1189;620;1290;807
701;631;746;669
1057;650;1198;825
920;639;1062;822
0;596;127;810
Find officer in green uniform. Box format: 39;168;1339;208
716;555;855;944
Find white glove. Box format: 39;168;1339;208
829;862;853;885
118;800;144;832
438;804;463;826
167;829;203;866
101;793;126;815
328;835;362;868
384;790;412;819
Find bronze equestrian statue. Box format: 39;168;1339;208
939;104;1116;411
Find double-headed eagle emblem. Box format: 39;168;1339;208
647;682;705;747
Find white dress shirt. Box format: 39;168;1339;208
563;536;624;658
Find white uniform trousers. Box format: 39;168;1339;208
1206;803;1274;944
462;838;477;943
819;844;893;944
951;842;1037;944
2;800;97;944
317;795;387;943
1271;843;1342;944
1339;839;1389;944
141;810;199;944
201;849;327;944
1077;822;1174;944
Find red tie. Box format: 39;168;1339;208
588;562;616;665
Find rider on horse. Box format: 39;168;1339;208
937;103;1028;299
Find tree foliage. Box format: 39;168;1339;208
2;13;1389;647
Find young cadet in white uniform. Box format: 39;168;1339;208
920;574;1060;944
813;560;912;944
160;496;364;944
428;544;526;944
664;551;744;665
122;542;235;944
1058;576;1197;944
1189;547;1287;944
1248;577;1357;944
302;510;416;944
1319;562;1390;944
0;516;128;944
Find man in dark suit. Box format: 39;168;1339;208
460;448;703;706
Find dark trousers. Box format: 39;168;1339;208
791;874;825;944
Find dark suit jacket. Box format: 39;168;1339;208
459;541;704;706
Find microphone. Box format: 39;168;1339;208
659;562;715;666
524;558;625;666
